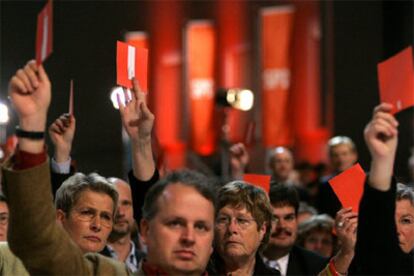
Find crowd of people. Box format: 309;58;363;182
0;60;412;275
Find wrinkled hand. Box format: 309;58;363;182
118;79;154;143
49;113;76;162
9;60;51;131
335;207;358;254
364;103;398;160
229;143;249;179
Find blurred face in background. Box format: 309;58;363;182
0;201;9;242
303;229;334;257
112;179;134;237
270;148;294;182
329;144;357;172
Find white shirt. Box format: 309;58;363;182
262;253;290;276
50;157;71;174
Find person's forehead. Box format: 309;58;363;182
274;151;293;161
271;204;295;216
396;199;414;216
330;143;353;154
75;190;114;211
219;204;251;217
115;181;132;200
154;183;214;219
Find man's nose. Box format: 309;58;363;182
180;226;196;245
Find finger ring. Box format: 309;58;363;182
337;221;344;228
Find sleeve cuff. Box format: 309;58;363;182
50;157;72;174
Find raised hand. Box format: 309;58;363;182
229;143;249;179
118;79;154;143
364;103;399;191
364;103;399;160
118;79;155;181
9;60;51;154
9;60;51;131
335;207;358;254
49;113;76;163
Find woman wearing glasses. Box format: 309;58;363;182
208;181;280;275
55;173;118;253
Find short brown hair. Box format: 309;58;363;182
217;181;273;247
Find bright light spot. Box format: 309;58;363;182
236;89;254;111
227;89;254;111
110;87;132;110
0;103;9;124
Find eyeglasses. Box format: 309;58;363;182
216;215;256;230
0;213;8;226
72;207;113;228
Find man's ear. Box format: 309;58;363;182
140;219;149;245
56;209;66;225
259;222;267;241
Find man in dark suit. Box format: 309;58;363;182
262;184;328;275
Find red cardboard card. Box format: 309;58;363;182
69;79;74;115
116;41;148;91
377;46;414;114
243;174;271;193
328;163;366;213
36;0;53;65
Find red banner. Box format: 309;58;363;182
185;21;216;155
260;6;294;147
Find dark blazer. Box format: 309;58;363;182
207;252;280;275
286;245;328;276
352;179;414;275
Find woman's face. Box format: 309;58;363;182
303;229;333;257
396;199;414;253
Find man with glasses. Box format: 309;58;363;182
209;181;279;275
262;184;328;276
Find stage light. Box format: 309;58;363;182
216;88;254;111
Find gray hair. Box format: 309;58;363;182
55;172;118;216
297;214;335;246
327;136;356;153
396;183;414;206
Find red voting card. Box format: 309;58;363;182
116;41;148;91
377;46;414;114
69;79;74;115
243;174;271;193
36;0;53;65
328;163;366;213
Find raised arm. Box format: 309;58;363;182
49;113;76;196
118;79;155;181
49;113;76;165
364;103;398;191
9;60;50;154
4;61;97;274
